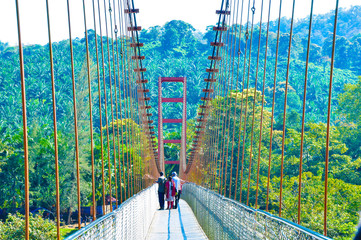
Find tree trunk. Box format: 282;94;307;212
67;207;73;225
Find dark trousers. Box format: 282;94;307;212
174;190;182;209
158;191;165;209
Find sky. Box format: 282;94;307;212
0;0;360;46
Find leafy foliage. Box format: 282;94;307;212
0;212;57;240
196;86;361;239
0;4;361;239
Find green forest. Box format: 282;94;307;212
0;4;361;240
139;6;361;239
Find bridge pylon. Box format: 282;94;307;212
158;77;187;178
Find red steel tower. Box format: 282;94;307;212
158;77;187;177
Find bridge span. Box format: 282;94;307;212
5;0;356;238
65;183;330;240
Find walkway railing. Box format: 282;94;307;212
65;184;158;240
182;183;331;240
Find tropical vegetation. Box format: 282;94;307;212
0;5;361;240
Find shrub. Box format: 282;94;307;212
0;212;57;240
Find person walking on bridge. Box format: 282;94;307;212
172;172;182;209
165;176;176;210
156;172;166;210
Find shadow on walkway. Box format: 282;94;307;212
146;199;208;240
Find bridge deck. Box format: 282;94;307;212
146;199;208;240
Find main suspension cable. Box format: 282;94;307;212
45;0;61;236
265;0;282;211
255;0;272;210
15;0;29;238
66;0;82;227
297;0;314;225
279;0;296;217
324;0;339;236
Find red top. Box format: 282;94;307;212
165;180;176;199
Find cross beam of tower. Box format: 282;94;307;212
158;77;187;177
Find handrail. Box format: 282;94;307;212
65;184;158;240
182;183;332;240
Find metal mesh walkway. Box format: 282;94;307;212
64;183;335;240
146;199;208;240
183;183;332;240
65;185;158;240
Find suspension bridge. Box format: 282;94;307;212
2;0;358;239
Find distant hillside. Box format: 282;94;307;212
268;5;361;45
139;6;361;124
0;6;360;129
265;6;361;73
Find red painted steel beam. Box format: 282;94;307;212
136;79;148;84
208;56;222;61
162;98;183;103
125;9;139;13
128;26;142;31
213;26;228;31
130;42;143;47
158;77;187;173
204;78;217;82
165;161;180;164
134;68;146;72
210;42;224;47
206;69;219;73
164;139;181;144
199;105;209;109
163;119;182;123
132;56;145;60
203;89;214;93
201;97;212;101
216;10;231;15
137;89;149;93
140;105;151;109
161;77;185;82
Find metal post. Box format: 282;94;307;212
180;78;187;177
158;77;164;172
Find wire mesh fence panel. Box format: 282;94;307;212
182;183;332;240
64;184;158;240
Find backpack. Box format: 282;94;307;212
158;177;166;192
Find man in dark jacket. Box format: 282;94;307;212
156;172;166;210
